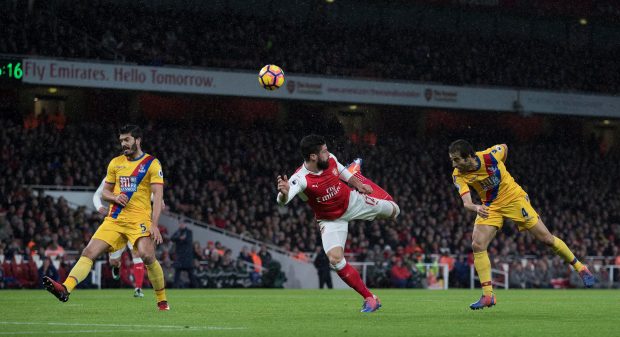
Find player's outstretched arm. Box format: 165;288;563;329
460;192;489;219
347;175;373;195
276;174;305;205
276;175;290;205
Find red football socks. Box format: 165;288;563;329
354;172;393;201
134;262;145;288
337;263;373;299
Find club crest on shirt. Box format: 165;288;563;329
332;168;338;176
138;164;146;174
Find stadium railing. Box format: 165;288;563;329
30;185;298;258
604;265;620;289
349;262;450;289
349;262;373;285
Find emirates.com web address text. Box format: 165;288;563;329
326;87;419;97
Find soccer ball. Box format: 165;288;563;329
258;65;285;90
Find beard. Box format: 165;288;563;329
123;143;137;156
317;158;329;170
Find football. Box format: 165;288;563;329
258;64;285;90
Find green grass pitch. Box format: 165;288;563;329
0;289;617;336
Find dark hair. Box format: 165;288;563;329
449;139;475;158
119;124;142;140
299;134;326;160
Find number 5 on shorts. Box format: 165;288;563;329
140;223;147;233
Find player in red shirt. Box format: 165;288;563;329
277;135;400;313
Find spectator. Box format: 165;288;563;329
291;246;308;263
44;234;65;259
214;241;225;256
221;249;235;272
249;246;262;286
38;257;59;283
203;241;216;260
533;260;553;289
161;256;175;285
2;2;620;93
193;259;209;288
313;246;333;289
171;222;197;288
390;258;412;288
238;246;252;264
0;116;618;289
258;244;272;267
509;262;527;289
193;241;205;261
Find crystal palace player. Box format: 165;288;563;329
277;135;400;313
449;140;596;310
43;124;170;310
94;177;155;298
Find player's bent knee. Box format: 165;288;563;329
81;250;96;260
329;257;347;271
542;234;555;246
327;254;343;266
138;250;157;264
471;241;486;252
326;250;344;267
390;201;401;220
82;245;103;260
141;254;156;265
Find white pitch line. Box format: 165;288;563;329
0;329;180;335
0;321;247;330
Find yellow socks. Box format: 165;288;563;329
146;260;167;302
63;256;93;293
474;251;493;296
551;236;584;271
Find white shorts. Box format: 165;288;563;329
109;241;134;260
320;191;396;252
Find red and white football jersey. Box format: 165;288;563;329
277;153;353;220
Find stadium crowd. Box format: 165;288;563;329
0;184;276;290
1;116;619;289
1;1;619;94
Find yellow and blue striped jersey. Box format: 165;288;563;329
452;144;525;207
104;153;163;223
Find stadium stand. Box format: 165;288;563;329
1;1;619;93
1;114;618;289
